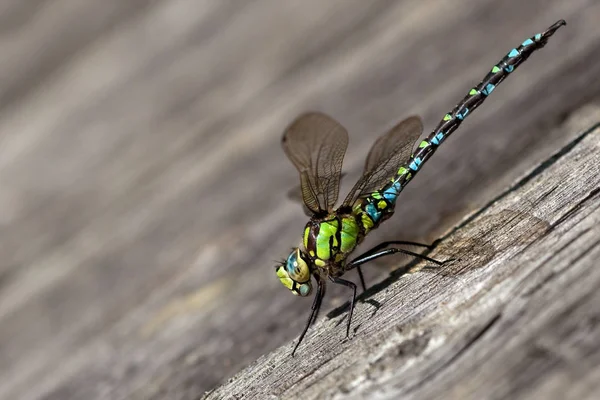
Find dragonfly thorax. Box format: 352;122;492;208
301;213;362;275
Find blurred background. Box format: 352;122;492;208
0;1;599;399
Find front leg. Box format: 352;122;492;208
356;266;367;293
292;275;325;357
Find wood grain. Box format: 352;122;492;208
0;1;599;399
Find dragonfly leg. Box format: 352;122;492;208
292;276;325;357
351;241;433;291
369;240;433;250
329;276;357;338
352;240;433;261
356;266;367;293
347;247;444;269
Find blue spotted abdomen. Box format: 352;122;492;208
351;20;566;237
351;180;401;234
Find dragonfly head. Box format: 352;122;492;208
275;247;313;296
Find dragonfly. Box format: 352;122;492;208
274;20;566;356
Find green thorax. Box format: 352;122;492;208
302;213;361;272
302;184;400;273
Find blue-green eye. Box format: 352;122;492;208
276;248;313;296
286;248;310;283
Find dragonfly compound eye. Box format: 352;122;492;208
285;248;311;283
274;248;313;296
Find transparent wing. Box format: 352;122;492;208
342;116;423;206
287;173;347;217
282;112;349;214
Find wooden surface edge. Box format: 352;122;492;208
204;118;600;400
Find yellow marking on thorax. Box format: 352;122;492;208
314;259;326;267
303;226;310;249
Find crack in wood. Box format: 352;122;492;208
521;227;592;297
552;186;600;229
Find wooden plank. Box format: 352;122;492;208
0;1;599;398
205;120;600;400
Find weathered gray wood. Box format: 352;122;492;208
1;1;600;399
205;121;600;400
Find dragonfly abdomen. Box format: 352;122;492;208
348;20;567;239
378;20;566;203
413;20;566;172
351;186;400;235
